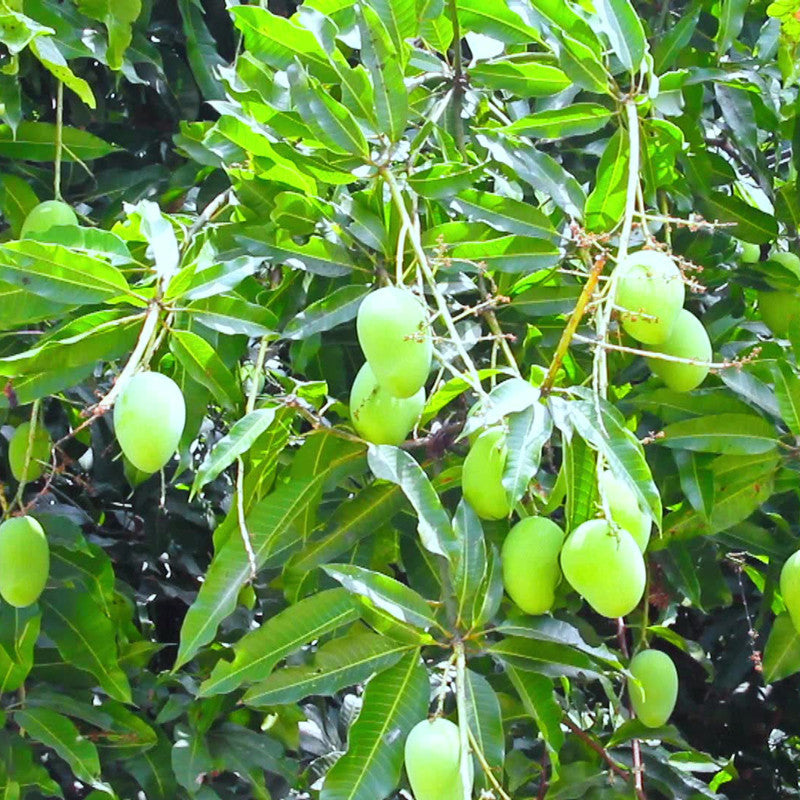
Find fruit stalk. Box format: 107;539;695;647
380;167;487;398
572;333;728;369
466;727;511;800
9;399;42;514
454;641;473;800
95;302;162;414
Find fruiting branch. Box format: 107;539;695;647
380;167;488;400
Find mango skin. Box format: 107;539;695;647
8;422;51;483
114;372;186;473
356;287;432;398
0;516;49;607
780;550;800;635
599;470;651;553
646;309;711;393
404;718;463;800
560;518;646;618
614;250;685;345
462;428;511;520
756;252;800;337
349;363;424;445
20;200;78;239
628;649;679;728
501;517;565;615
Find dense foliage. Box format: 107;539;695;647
1;1;800;799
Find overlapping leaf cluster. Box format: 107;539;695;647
0;1;799;799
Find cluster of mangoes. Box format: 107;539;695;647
349;287;432;445
614;249;712;392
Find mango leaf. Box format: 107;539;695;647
489;636;603;679
457;0;543;43
451;500;488;629
288;483;405;575
763;613;800;683
192;407;278;496
244;632;414;707
319;650;429;800
0;605;39;694
283;284;370;340
674;450;715;521
76;0;141;70
469;60;570;96
716;0;749;54
595;0;647;72
562;432;597;532
40;589;132;703
505;666;564;774
699;192;778;244
178;0;225;99
199;588;358;696
585;127;629;232
464;670;505;781
15;711;100;788
171;725;213;794
323;564;437;631
29;37;96;108
186;294;278;337
0;241;131;304
237;234;357;277
772;362;800;435
357;4;407;142
169;329;242;411
0;172;39;236
287;62;370;158
505;104;613;139
660;414;778;455
502;401;552;505
175;435;365;668
367;444;456;557
451;189;557;240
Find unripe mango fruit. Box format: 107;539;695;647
114;372;186;473
349;363;424;445
501;516;564;614
780;550;800;635
0;516;49;607
560;519;646;618
646;309;711;393
628;649;679;728
20;200;79;239
462;428;511;520
8;422;51;483
614;250;685;344
404;717;464;800
598;470;651;553
757;252;800;337
356;287;432;398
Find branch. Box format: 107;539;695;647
454;641;474;800
540;254;607;396
447;0;466;155
562;717;630;781
466;726;512;800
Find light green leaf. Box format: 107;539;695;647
244;632;413;707
199;588;358;696
0;122;115;161
0;240;131;304
772;362;800;435
284;284;370;340
323;564;437;630
367;444;456;558
660;414;778;455
470;59;570;96
585;127;629;232
763;612;800;683
169;329;242;411
320;650;429;800
192;408;278;496
357;4;407;142
505;104;613;139
595;0;647;72
76;0;141;70
29;37;96;108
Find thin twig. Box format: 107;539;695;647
236;456;258;580
54;82;64;200
466;726;512;800
562;717;630;780
447;0;466;155
9;399;42;515
454;641;474;800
